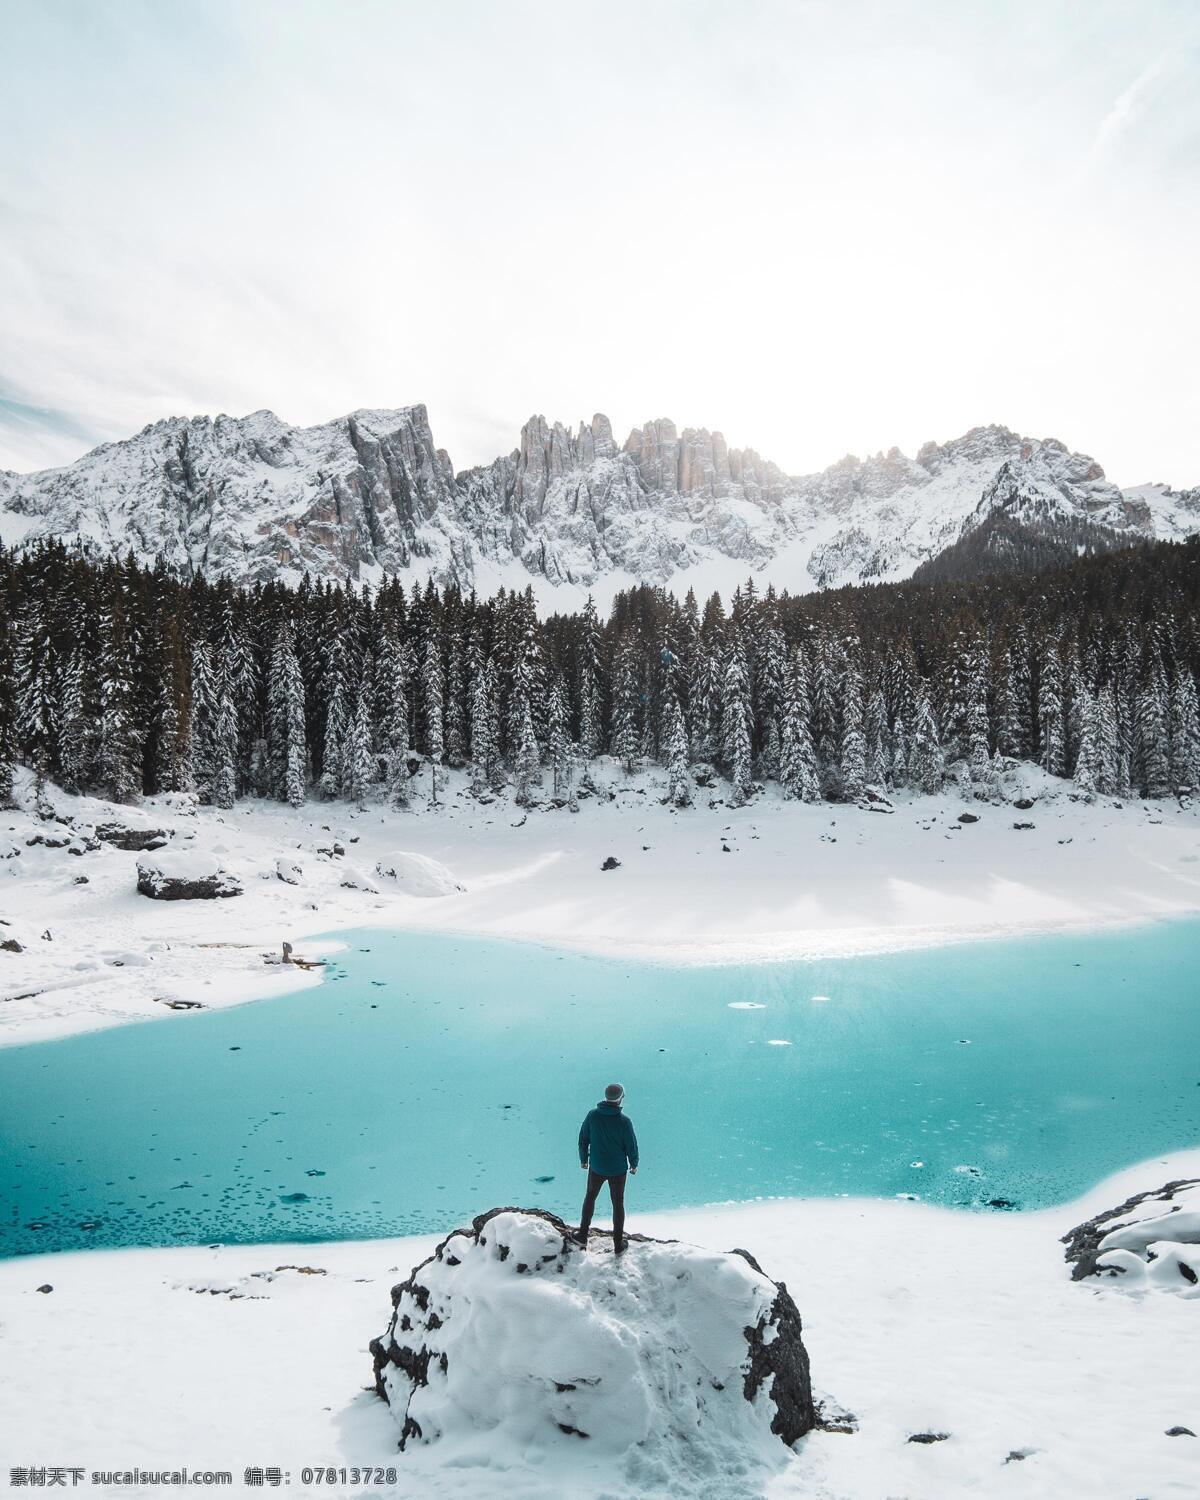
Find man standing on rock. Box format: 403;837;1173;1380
575;1083;639;1254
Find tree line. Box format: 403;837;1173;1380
1;537;1198;814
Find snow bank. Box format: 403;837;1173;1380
1063;1177;1200;1296
135;848;242;900
370;1208;816;1484
374;850;465;897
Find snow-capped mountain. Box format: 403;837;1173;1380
1;406;1196;606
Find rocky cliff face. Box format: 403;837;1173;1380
2;404;1195;601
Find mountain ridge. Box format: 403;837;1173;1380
1;404;1196;603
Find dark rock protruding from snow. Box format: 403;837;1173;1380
1062;1178;1200;1292
369;1207;817;1473
95;821;170;851
136;850;242;900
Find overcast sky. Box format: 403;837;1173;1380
2;0;1197;485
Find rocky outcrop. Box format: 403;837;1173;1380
136;849;242;900
3;406;1195;597
1062;1178;1200;1293
369;1207;817;1469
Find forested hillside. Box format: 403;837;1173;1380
1;537;1198;813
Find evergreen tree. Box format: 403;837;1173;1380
721;638;753;805
514;694;541;807
610;634;641;771
1169;671;1200;794
838;646;867;801
345;661;374;810
779;651;820;802
1038;640;1065;777
95;590;140;804
376;631;411;808
865;686;888;788
577;595;604;761
910;687;944;794
423;635;445;806
547;674;574;801
663;693;693;808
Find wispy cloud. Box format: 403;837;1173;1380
1088;53;1171;163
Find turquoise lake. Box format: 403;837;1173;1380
2;920;1199;1258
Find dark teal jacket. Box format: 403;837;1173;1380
579;1101;639;1176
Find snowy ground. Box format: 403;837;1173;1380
3;767;1200;1496
2;760;1199;1047
1;1151;1197;1500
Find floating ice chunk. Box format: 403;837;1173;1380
811;995;831;1003
727;1002;766;1010
766;1039;792;1047
953;1164;982;1176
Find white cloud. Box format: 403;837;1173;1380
1;0;1197;489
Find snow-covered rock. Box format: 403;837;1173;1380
369;1208;816;1478
1062;1178;1200;1296
94;820;170;851
3;406;1194;600
135;848;242;900
274;856;304;886
373;851;464;897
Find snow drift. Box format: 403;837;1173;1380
373;851;464;897
370;1208;816;1481
1063;1178;1200;1296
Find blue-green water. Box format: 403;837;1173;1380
2;921;1198;1258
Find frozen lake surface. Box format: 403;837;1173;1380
2;920;1198;1257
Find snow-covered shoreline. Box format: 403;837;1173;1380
2;1149;1198;1499
3;761;1199;1048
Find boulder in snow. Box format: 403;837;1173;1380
136;849;242;901
97;821;171;851
374;851;464;897
275;857;305;886
370;1207;816;1474
1062;1177;1200;1295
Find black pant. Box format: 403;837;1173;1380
579;1170;626;1240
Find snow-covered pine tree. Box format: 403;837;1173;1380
910;686;944;794
320;641;349;799
210;651;239;810
720;636;753;806
865;686;888;789
513;694;541;807
838;657;867;802
468;651;494;796
267;622;307;806
779;650;820;802
610;634;641;772
1073;688;1103;799
444;620;467;765
1037;639;1065;777
344;660;374;810
375;630;411;808
1134;656;1169;798
994;650;1023;760
1168;671;1200;794
547;674;574;801
13;604;57;805
966;676;991;788
58;649;93;792
484;657;504;792
189;640;217;801
890;715;910;788
0;609;17;810
423;634;445;806
663;693;693;807
92;589;141;805
578;595;604;761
